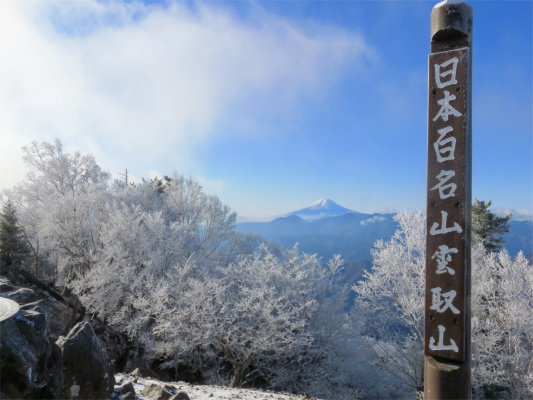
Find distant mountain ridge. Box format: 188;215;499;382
237;211;398;262
236;199;532;281
236;199;532;303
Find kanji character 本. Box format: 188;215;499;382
430;287;460;314
433;90;462;122
431;170;457;199
433;126;456;162
429;211;462;236
435;57;459;88
429;325;459;352
432;245;458;275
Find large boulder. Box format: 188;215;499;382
0;303;63;399
142;383;173;400
57;322;115;399
1;276;75;340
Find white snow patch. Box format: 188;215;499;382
115;373;324;400
307;198;332;210
70;384;80;397
435;0;465;7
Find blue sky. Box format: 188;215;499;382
0;0;531;220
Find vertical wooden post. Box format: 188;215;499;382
424;1;473;399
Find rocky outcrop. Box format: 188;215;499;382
0;275;115;400
57;322;115;399
0;303;63;399
2;285;72;340
0;273;78;341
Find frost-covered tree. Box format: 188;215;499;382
70;173;237;355
353;211;533;398
352;211;425;393
153;246;350;390
21;139;110;197
113;173;237;268
4;140;236;284
4;139;110;280
472;248;533;399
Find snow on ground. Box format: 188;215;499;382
114;373;323;400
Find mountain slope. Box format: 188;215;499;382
506;220;533;259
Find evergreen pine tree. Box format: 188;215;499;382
472;198;512;252
0;201;30;267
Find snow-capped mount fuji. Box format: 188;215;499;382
285;198;355;220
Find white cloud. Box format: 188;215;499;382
361;215;386;225
495;207;533;222
0;0;373;190
197;176;225;195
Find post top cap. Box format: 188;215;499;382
431;0;473;42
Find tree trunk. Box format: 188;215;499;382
231;364;244;388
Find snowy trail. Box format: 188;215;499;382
115;374;321;400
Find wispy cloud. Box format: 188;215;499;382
0;0;374;190
495;207;533;222
361;215;386;225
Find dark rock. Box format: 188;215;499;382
123;392;136;400
0;276;16;293
90;318;128;371
5;287;40;304
3;282;73;340
163;384;176;393
118;381;136;396
170;392;191;400
57;322;114;399
39;297;71;340
0;306;63;399
142;383;172;400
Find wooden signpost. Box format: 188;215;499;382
424;1;473;398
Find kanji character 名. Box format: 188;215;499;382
431;170;457;199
